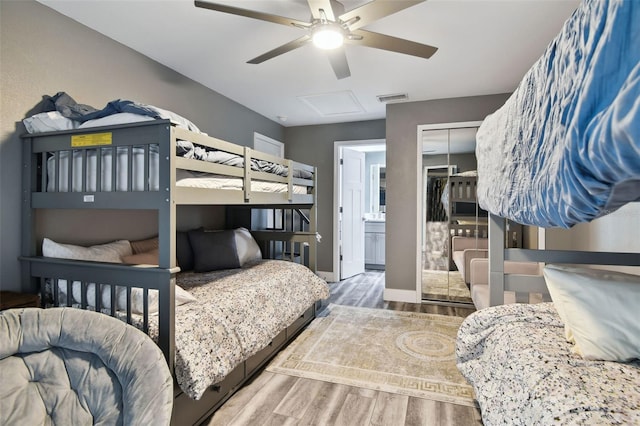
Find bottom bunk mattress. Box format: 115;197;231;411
456;303;640;425
129;260;328;400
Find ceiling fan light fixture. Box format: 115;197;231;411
312;24;344;50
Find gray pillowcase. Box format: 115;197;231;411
176;231;195;272
188;229;240;273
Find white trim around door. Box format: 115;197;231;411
333;139;385;282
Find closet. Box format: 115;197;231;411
419;122;482;305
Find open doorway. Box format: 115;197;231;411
333;139;386;280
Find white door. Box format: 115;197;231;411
253;132;284;158
340;148;365;279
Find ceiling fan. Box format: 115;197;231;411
194;0;438;80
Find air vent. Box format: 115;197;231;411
376;93;408;103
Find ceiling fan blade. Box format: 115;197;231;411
326;47;351;79
195;1;311;28
307;0;344;21
339;0;424;31
347;29;437;59
247;35;311;64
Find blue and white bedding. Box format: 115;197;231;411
476;0;640;228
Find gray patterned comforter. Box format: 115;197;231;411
144;260;328;400
456;303;640;425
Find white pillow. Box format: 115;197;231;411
43;238;132;263
543;264;640;362
23;111;78;133
78;112;154;129
56;280;196;314
234;227;262;266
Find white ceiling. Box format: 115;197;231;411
37;0;580;127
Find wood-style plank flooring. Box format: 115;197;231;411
207;270;482;426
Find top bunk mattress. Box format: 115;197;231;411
24;94;315;196
476;0;640;228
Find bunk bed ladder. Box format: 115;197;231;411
249;206;317;271
280;208;310;262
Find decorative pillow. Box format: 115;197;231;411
23;111;78;133
176;231;195;271
56;280;196;314
42;238;132;263
121;249;159;265
234;227;262;265
130;236;159;254
543;264;640;362
173;286;198;307
188;229;240;273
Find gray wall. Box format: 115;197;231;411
544;202;640;275
0;1;284;291
385;94;511;292
284;120;386;274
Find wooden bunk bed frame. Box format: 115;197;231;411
487;213;640;307
19;119;320;425
447;174;522;276
448;175;486;238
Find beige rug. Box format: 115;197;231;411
422;270;471;302
267;305;475;406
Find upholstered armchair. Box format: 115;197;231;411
0;307;173;425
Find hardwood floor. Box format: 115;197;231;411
207;270;482;426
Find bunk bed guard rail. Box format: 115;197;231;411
487;214;640;307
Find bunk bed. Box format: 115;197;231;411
445;172;522;283
19;109;329;425
456;0;640;424
446;172;486;239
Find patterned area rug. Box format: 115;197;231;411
266;305;475;406
422;270;472;302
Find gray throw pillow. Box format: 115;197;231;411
188;229;240;272
176;231;195;272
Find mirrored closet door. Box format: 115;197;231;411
419;122;483;305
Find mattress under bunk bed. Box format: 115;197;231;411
456;1;640;424
20;116;328;425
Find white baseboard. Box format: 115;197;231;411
383;288;421;303
317;270;338;283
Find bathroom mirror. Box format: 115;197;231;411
370;164;386;215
